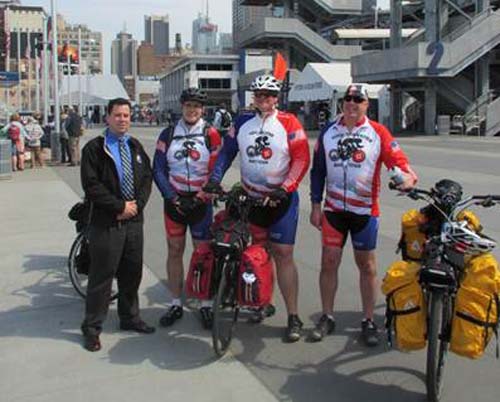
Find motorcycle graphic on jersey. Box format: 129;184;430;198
174;140;201;161
246;135;273;160
329;137;365;163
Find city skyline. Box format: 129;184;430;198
26;0;232;73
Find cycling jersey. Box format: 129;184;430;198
310;116;417;217
153;119;221;199
211;110;310;197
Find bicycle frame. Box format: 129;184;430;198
391;182;499;402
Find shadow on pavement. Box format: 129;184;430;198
230;310;426;402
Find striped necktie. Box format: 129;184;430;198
118;137;135;200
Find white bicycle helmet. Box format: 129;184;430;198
442;221;496;255
250;74;282;92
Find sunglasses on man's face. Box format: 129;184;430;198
343;95;366;104
254;91;278;99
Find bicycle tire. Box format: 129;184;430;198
68;232;118;301
212;260;238;357
426;290;448;402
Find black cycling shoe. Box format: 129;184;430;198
248;304;276;324
285;314;303;343
199;307;213;330
309;314;336;342
159;305;183;327
361;319;380;347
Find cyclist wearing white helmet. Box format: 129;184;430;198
204;74;311;342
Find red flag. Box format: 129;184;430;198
273;51;287;81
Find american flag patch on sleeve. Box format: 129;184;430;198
390;140;401;152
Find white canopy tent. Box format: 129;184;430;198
289;62;384;103
57;74;129;107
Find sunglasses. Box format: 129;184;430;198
254;91;278;99
343;95;366;104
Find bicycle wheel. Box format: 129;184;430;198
68;232;118;301
212;260;239;357
426;290;449;402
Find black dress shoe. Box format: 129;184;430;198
83;334;101;352
120;320;156;334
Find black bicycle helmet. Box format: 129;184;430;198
180;87;207;105
433;179;463;211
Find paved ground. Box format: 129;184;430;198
2;126;500;402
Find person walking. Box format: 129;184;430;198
59;113;71;165
24;117;45;168
153;88;222;329
80;97;154;352
66;107;83;166
5;113;28;172
309;84;418;345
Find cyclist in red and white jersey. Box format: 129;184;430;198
309;84;417;345
153;88;222;329
204;74;310;342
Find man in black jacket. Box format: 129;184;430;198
80;98;154;352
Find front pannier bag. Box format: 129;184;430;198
237;245;273;307
382;261;427;351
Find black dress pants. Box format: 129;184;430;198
81;220;144;336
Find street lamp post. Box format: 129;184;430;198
51;0;61;162
42;15;49;126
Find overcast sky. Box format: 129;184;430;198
28;0;233;73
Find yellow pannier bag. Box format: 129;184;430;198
399;209;428;261
456;210;482;233
461;253;500;294
450;285;499;359
450;253;500;359
382;261;427;351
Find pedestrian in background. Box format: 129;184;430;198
5;113;27;172
66;107;83;166
213;102;232;137
25;116;44;168
80;97;154;352
59;113;71;165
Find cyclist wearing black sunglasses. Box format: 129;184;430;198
309;83;418;345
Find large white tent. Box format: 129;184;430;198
289;62;384;102
58;74;129;106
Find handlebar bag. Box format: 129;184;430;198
237;244;274;308
186;242;215;300
382;260;427;351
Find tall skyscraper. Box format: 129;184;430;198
111;31;137;84
192;13;218;55
144;14;169;55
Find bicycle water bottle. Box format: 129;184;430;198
389;166;404;186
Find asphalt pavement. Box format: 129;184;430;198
2;126;500;402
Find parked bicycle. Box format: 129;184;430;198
207;186;269;357
389;180;499;402
67;201;118;301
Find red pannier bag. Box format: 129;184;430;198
185;242;215;300
238;245;274;307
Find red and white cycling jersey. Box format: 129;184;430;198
155;119;221;195
311;116;417;216
232;110;309;196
